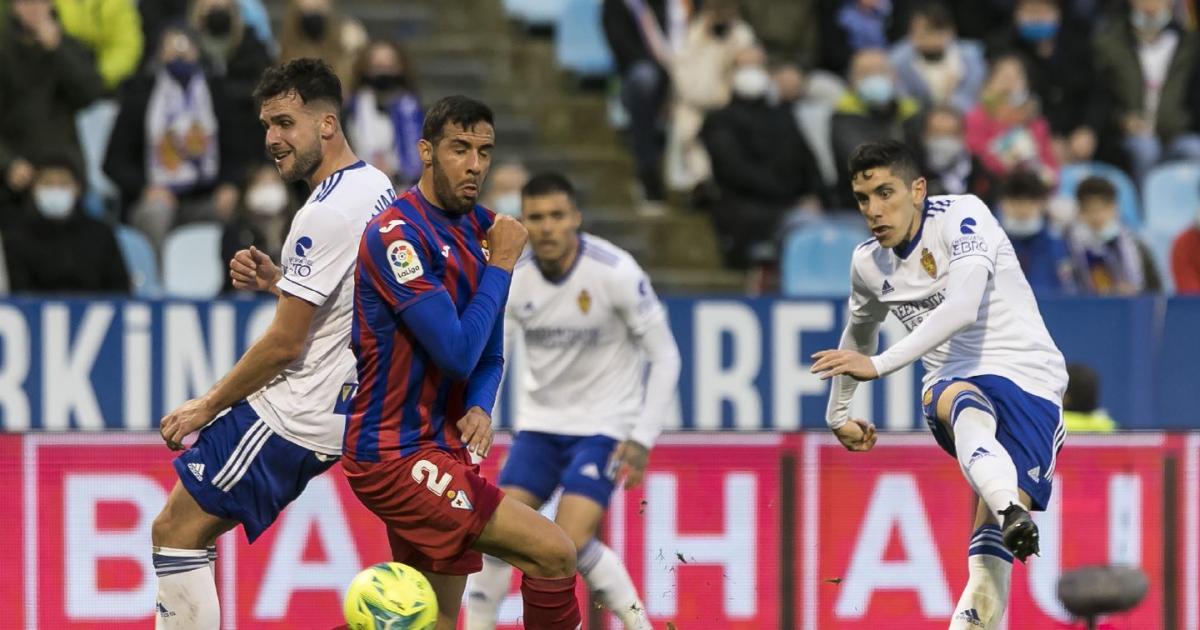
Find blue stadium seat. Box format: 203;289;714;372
1056;162;1141;229
1142;161;1200;236
504;0;567;25
780;221;869;298
162;223;224;299
556;0;614;77
115;225;162;297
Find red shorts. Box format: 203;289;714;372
342;448;504;575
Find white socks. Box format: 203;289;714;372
466;555;514;630
951;391;1020;519
950;527;1013;629
467;541;652;630
153;547;220;629
577;539;652;630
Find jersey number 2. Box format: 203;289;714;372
412;460;453;496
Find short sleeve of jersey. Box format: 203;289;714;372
609;256;666;336
360;218;445;314
848;257;887;324
277;207;359;306
940;195;1002;275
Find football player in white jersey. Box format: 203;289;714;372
811;141;1066;630
150;59;395;629
466;173;681;630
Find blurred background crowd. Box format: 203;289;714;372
2;0;1200;299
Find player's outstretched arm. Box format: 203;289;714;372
868;263;989;377
229;246;283;297
159;294;317;449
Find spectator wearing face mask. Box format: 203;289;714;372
1093;0;1200;183
998;0;1102;165
191;0;272;157
700;46;824;269
997;170;1074;295
964;54;1058;185
1170;183;1200;294
830;48;921;209
278;0;366;94
919;105;991;200
345;40;423;188
103;25;251;249
889;2;986;113
665;0;756;196
1066;175;1161;295
221;162;292;293
0;0;104;211
2;153;129;293
481;161;530;218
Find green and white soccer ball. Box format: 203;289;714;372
343;562;438;630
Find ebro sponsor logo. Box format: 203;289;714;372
951;235;988;257
286;236;314;277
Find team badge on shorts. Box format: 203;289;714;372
447;489;474;511
923;388;933;407
388;240;424;284
577;289;592;314
921;248;937;278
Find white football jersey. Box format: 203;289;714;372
850;194;1067;403
246;161;395;454
506;234;666;440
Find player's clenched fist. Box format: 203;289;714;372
230;246;282;292
486;215;528;271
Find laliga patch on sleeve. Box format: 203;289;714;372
387;239;424;284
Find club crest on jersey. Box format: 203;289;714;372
577;289;592;314
480;239;491;262
921;248;937;279
387;239;424;284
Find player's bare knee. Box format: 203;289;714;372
535;528;577;578
935;381;986;425
150;506;174;547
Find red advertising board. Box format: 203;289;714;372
0;432;1187;629
801;433;1173;629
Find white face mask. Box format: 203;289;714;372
732;66;771;99
33;185;77;219
1004;214;1044;238
924;135;965;170
1088;219;1122;244
492;192;521;217
856;73;895;106
246;183;288;216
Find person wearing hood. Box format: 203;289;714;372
345;40;424;187
830;48;921;208
996;170;1074;295
2;154;129;293
1093;0;1200;183
103;24;251;249
278;0;366;95
700;46;823;270
1066;175;1161;295
1170;180;1200;294
0;0;104;209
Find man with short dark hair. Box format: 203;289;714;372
466;172;679;630
150;58;395;628
1067;175;1159;294
889;1;987;112
997;170;1073;295
344;98;584;630
812;140;1067;628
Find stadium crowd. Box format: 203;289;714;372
1;0;1200;296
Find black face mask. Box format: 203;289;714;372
299;12;327;40
919;48;947;63
711;21;730;38
204;9;233;37
363;74;405;93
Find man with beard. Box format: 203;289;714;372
342;96;582;629
150;58;395;629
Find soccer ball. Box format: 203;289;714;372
343;562;438;630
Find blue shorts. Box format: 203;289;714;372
923;375;1065;512
497;431;620;508
173;401;338;543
